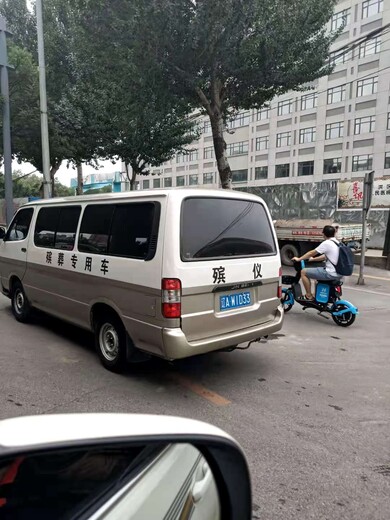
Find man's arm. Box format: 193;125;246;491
292;249;318;262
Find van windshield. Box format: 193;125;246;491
181;197;276;261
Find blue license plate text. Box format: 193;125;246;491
220;292;251;311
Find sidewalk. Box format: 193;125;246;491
354;249;389;271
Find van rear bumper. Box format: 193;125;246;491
162;305;284;360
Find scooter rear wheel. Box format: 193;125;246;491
332;303;356;327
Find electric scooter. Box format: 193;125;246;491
281;260;358;327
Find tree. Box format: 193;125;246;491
69;0;200;190
128;0;339;188
0;0;102;194
0;170;73;198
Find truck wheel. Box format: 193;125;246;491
11;281;32;323
280;243;299;266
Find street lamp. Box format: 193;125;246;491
36;0;51;198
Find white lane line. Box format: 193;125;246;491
345;286;390;297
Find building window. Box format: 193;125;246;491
228;111;251;129
325;122;344;139
275;164;290;178
359;36;381;58
299;127;316;144
354;115;375;134
301;93;318;111
352;154;373;172
256;136;269;151
327;85;346;104
276;131;291;147
153;178;161;188
255;166;268;180
143;179;150;189
164;177;172;188
204;146;214;159
257;107;270;120
387;113;390;130
189;174;199;185
384;152;390;169
362;0;383;19
329;49;349;66
203;120;211;133
176;176;185;186
356;76;378;97
231;169;248;184
277;99;293;116
331;8;351;30
227;141;249;156
203;172;214;184
298;161;314;176
176;153;185;164
188;149;198;162
324;158;342;174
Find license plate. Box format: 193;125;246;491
220;292;251;311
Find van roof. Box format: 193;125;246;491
24;188;265;206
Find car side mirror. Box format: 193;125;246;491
0;414;252;520
0;227;6;240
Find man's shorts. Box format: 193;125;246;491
305;267;342;281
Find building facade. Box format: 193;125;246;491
131;0;390;192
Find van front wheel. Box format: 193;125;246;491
11;281;31;323
95;314;127;373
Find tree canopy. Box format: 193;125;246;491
127;0;339;187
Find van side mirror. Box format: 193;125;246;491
0;226;6;240
0;414;252;519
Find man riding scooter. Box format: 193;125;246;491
292;225;342;301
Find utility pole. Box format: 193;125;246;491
0;16;13;225
357;170;374;285
36;0;51;198
76;163;83;195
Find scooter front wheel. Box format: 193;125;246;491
332;303;356;327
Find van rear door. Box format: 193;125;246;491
175;196;280;343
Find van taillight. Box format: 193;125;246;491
162;279;181;319
277;267;282;299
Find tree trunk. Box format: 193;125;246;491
50;164;60;197
210;109;232;189
76;163;83;195
195;84;232;189
127;162;139;191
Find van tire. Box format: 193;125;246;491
94;313;127;373
280;243;299;266
11;281;31;323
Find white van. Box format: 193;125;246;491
0;189;283;372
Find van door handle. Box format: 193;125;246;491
192;464;212;503
21;248;27;253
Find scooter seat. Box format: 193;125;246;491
321;279;343;286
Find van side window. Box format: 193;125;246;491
54;207;82;250
78;203;159;259
34;207;60;248
109;203;156;259
5;208;34;242
78;205;115;254
34;206;81;250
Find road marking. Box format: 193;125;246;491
167;373;231;406
345;286;390;297
352;273;390;282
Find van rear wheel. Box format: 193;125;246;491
11;281;31;323
95;314;127;373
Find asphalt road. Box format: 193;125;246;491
0;266;389;520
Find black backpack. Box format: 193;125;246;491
330;240;355;276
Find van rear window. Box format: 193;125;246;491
181;197;276;261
